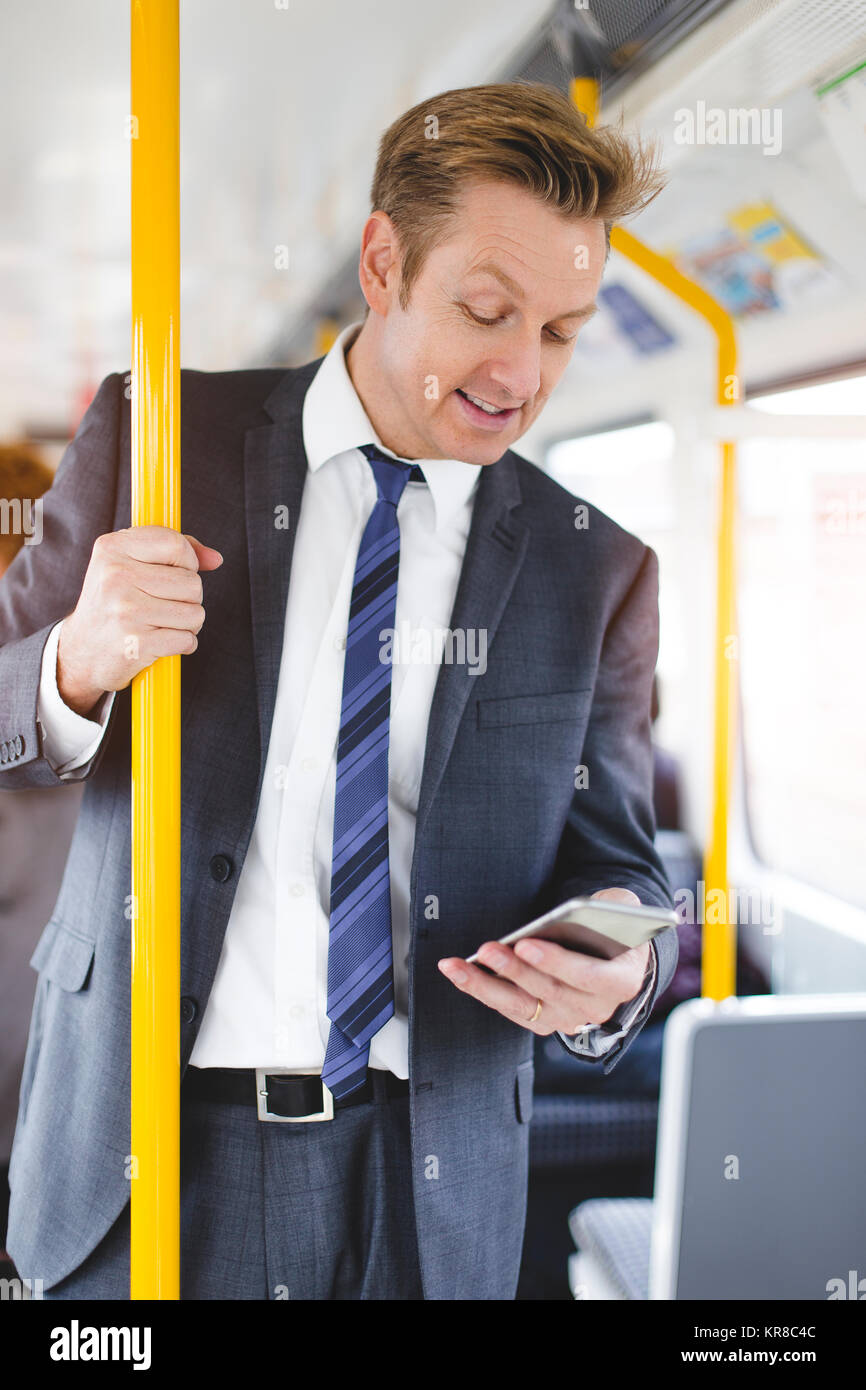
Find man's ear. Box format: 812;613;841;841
358;210;401;316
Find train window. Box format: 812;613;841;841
739;373;866;910
547;421;676;536
546;418;682;722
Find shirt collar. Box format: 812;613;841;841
302;320;482;532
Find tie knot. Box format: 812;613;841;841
359;443;425;506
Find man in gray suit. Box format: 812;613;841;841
0;442;83;1268
0;82;676;1299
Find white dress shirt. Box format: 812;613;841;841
36;322;655;1072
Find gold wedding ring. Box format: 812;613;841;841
530;998;543;1023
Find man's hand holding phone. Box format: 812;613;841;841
437;887;653;1036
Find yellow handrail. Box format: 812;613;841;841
572;83;739;1000
314;317;341;356
570;77;600;129
130;0;181;1298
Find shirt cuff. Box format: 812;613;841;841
37;619;115;775
556;940;658;1059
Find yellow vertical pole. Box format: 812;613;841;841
130;0;181;1298
314;317;340;356
704;439;737;999
570;77;600;128
572;82;738;999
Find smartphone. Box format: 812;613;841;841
465;896;678;964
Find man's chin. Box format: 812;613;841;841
465;447;513;466
436;426;522;466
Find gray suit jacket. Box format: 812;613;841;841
0;362;676;1299
0;784;83;1159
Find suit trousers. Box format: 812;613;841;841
42;1068;424;1300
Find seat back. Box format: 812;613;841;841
649;994;866;1299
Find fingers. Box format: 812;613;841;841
590;886;641;906
184;534;224;571
437;937;651;1036
437;948;602;1034
511;936;604;995
477;942;592;1020
96;528;216;637
98;526;223;572
513;936;650;1009
437;958;548;1031
61;526;223;698
126;555;204;604
124;591;206;635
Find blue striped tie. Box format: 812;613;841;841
321;444;425;1100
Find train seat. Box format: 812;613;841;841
567;994;866;1299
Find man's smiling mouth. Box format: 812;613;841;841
456;388;518;416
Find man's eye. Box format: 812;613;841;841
463;306;503;327
462;305;574;345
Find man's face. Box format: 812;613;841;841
352;178;606;464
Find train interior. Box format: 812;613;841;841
1;0;865;1301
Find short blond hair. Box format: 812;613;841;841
369;81;665;310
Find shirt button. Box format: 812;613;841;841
289;1004;304;1020
333;636;346;651
289;883;304;898
301;757;316;772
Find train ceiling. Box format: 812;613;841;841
2;0;865;444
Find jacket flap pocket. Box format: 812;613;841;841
477;689;593;729
515;1059;535;1124
30;919;95;992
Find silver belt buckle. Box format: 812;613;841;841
255;1067;334;1123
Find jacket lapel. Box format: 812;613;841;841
414;451;528;843
245;360;528;843
242;357;321;778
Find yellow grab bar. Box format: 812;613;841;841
608;228;738;1000
130;0;181;1299
572;84;739;1000
570;77;600;129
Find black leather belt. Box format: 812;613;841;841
183;1065;409;1122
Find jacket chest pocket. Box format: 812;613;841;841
30;918;96;992
476;688;593;731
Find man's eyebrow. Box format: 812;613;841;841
465;261;598;321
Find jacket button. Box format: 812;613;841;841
14;735;23;756
0;743;7;763
209;853;234;883
180;996;198;1024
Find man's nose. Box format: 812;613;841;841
486;327;542;404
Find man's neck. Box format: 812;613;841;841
344;318;427;461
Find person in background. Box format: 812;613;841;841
0;442;84;1273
